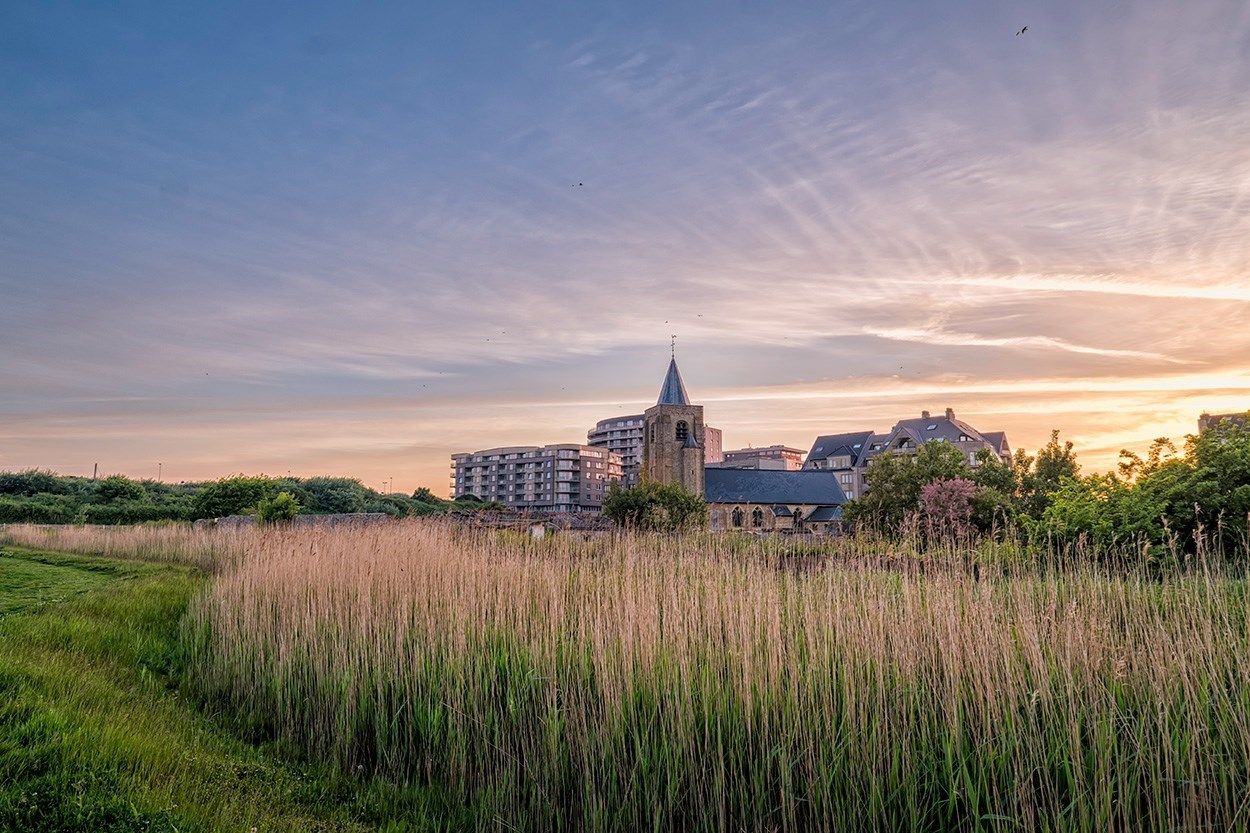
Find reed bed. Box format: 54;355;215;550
159;522;1249;831
0;521;253;571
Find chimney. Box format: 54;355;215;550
945;407;955;419
921;410;931;419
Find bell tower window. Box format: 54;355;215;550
675;421;689;442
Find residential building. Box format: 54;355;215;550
804;408;1011;500
587;414;645;485
1199;411;1249;432
711;445;805;471
450;444;622;512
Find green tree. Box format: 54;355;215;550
1021;430;1080;519
602;481;707;531
843;441;971;531
256;491;302;524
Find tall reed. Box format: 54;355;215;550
171;522;1249;831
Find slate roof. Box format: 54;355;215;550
980;431;1009;456
656;357;691;406
803;430;874;468
806;506;843;522
705;468;847;505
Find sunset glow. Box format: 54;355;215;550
3;0;1248;491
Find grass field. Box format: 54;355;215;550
0;545;467;833
2;522;1249;831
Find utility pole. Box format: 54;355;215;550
92;462;98;481
157;462;162;483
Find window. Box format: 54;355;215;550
731;507;744;527
676;421;689;442
751;507;764;527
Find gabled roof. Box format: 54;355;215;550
656;357;691;405
980;431;1009;456
705;468;847;505
806;505;843;522
882;415;990;449
803;430;874;468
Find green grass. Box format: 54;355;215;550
0;547;468;833
0;551;114;617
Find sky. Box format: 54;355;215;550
3;0;1250;493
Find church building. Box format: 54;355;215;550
641;354;847;534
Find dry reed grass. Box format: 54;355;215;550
4;520;1247;829
101;521;1249;832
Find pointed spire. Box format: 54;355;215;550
657;356;691;406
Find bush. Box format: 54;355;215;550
0;470;67;497
301;477;368;514
192;476;279;519
256;492;301;525
94;474;146;503
0;494;80;524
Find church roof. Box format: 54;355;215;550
656;357;691;406
704;468;847;505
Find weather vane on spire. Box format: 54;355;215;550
670;334;677;358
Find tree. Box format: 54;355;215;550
256;491;302;524
412;487;439;503
1021;430;1080;519
843;441;971;532
602;482;707;531
920;478;978;540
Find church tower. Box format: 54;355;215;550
641;352;706;496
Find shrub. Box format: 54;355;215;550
192;476;279;519
255;492;301;525
602;481;707;531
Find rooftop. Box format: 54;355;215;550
705;468;847;505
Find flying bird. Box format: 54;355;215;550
1015;25;1028;35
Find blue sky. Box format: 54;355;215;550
3;0;1250;490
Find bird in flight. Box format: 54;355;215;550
572;182;583;187
1015;25;1028;35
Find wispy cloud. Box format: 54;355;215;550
3;0;1249;488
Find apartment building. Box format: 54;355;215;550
450;444;622;512
803;408;1011;500
1199;410;1248;432
587;414;646;485
710;445;805;471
